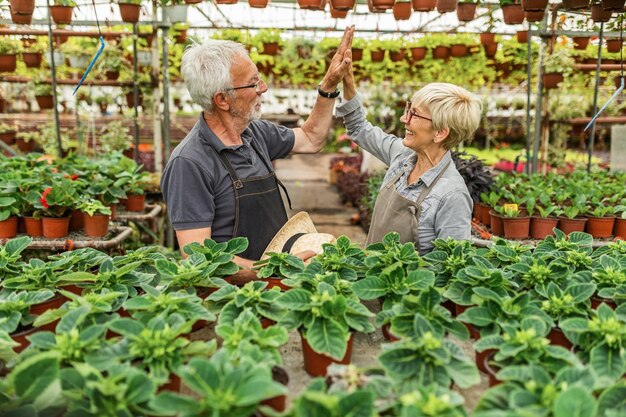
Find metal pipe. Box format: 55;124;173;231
132;23;140;162
45;0;63;158
587;22;604;173
525;25;532;175
531;37;545;174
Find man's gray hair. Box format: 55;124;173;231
181;39;248;113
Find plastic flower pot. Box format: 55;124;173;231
0;217;18;239
16;138;35;152
69;210;84;232
477;203;491;226
455;303;480;339
614;218;626;239
501;4;525;24
502;216;531;239
572;36;590;50
543;73;564;89
557;217;587;235
124;194;145;212
489;210;504;237
118;3;141;23
158;374;181;393
260;277;291;291
35;95;54;110
547;327;573;349
83;214;110;238
411;0;436;11
590;296;617;310
50;5;74;24
381;323;400;342
24;216;43;237
435;0;457;13
410;46;427;61
585;216;616;239
260;318;277;329
530;217;558;240
11;326;39;353
591;4;612;22
301;331;354;377
482;351;502;387
351;48;363;61
432;45;450;60
456;2;477;21
370;49;385;62
260;366;289;414
475;348;496;374
41;216;70;239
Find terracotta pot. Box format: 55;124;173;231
351;47;363;61
525;10;545;21
410;46;427;61
591;4;612;22
50;5;74;24
543;72;563;89
601;0;625;10
456;2;477;21
248;0;269;7
105;70;120;81
501;4;525;24
260;277;290;291
480;33;496;45
11;326;39;353
557;217;587;235
393;1;412;19
442;299;455;316
503;216;531;239
28;293;67;317
0;131;16;145
370;49;385;62
69;210;84;232
108;204;117;221
158;374;181;393
562;0;588;8
432;45;450;60
572;36;590;50
478;203;492;226
10;0;35;14
124;194;145;212
22;52;42;68
10;9;33;24
606;39;622;53
0;54;17;72
260;366;289;414
530;217;558;240
301;331;353;376
0;217;18;239
614;218;626;239
436;0;457;13
369;0;395;8
83;214;110;238
35;95;54;110
475;347;496;373
522;0;548;10
389;49;406;62
260;318;276;329
517;30;529;43
450;44;468;57
482;351;502;387
489;210;504;237
41;216;70;239
24;216;43;237
261;42;279;56
118;3;141;23
547;327;572;349
381;323;400;342
585;216;615;238
455;303;480;339
412;0;436;10
125;92;143;108
590;296;617;310
483;42;498;58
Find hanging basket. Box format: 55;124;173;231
22;52;42;68
389;49;406;62
525;10;544;21
248;0;269;7
501;4;525;24
456;2;477;21
432;45;450;59
410;46;427;61
483;42;498;58
606;38;622;53
412;0;436;10
480;32;496;45
572;36;590;49
10;9;33;24
521;0;547;10
351;47;363;61
516;30;528;43
562;0;588;8
0;54;17;72
370;49;385;62
50;5;74;24
369;0;395;10
262;42;279;55
590;4;612;22
330;0;355;10
9;0;35;14
450;44;468;57
436;0;457;12
118;3;141;23
393;1;412;19
36;95;54;110
543;72;563;89
330;5;348;17
601;0;625;10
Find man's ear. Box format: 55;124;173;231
213;91;230;112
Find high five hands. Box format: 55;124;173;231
320;25;355;93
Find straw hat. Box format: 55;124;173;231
261;212;336;259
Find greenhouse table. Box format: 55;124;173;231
0;226;132;252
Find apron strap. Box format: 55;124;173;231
216;151;244;190
249;139;293;211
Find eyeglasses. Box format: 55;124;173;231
225;78;265;93
404;101;432;124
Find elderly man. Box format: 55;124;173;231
161;26;354;269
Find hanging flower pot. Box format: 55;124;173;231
329;3;348;17
9;0;35;14
50;5;74;25
483;43;498;58
331;0;355;10
36;95;54;110
516;30;528;43
248;0;269;6
605;38;622;53
410;46;427;61
163;4;188;22
572;36;590;50
369;0;394;9
10;9;33;24
525;10;544;21
22;52;42;68
351;47;363;61
41;216;70;239
432;45;450;59
542;72;563;89
530;216;558;239
480;32;496;45
389;49;406;62
585;216;616;238
0;129;16;145
450;44;468;57
301;331;354;376
412;0;436;9
126;91;143;108
24;216;43;237
118;3;141;23
501;4;525;24
562;0;588;8
297;0;323;8
393;1;412;19
124;193;145;212
601;0;625;10
0;55;17;72
0;217;18;239
557;216;587;235
262;42;279;56
456;2;477;21
83;214;110;238
614;218;626;239
215;0;238;4
590;4;612;22
502;215;531;239
185;0;202;3
16;137;35;152
521;0;547;10
370;49;385;62
436;0;457;12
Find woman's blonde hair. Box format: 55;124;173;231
412;83;482;149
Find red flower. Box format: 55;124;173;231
71;174;78;181
40;187;52;209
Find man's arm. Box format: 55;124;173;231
176;228;256;269
291;26;354;154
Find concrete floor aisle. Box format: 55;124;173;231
274;153;367;245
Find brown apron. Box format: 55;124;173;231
366;161;451;252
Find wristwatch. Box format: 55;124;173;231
317;84;341;99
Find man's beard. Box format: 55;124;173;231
231;104;261;123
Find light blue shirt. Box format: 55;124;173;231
335;93;472;253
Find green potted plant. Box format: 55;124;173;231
501;204;531;239
0;122;16;146
114;158;149;211
160;0;188;22
117;0;142;23
15;130;39;153
32;81;54;111
499;0;524;25
36;178;79;239
50;0;77;24
542;47;575;89
76;198;111;238
0;38;20;72
254;29;283;56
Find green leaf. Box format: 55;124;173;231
379;348;420;379
10;352;60;402
276;289;311;311
107;318;144;338
352;277;388;300
305;318;347;360
338;390;374;417
597;385;626;417
149;392;201;414
553;386;597;417
591;344;625;381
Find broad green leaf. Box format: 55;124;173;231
305;318;347;360
553;386;597;417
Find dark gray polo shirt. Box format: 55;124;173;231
161;113;295;242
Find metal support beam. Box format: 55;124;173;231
587;22;604;173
